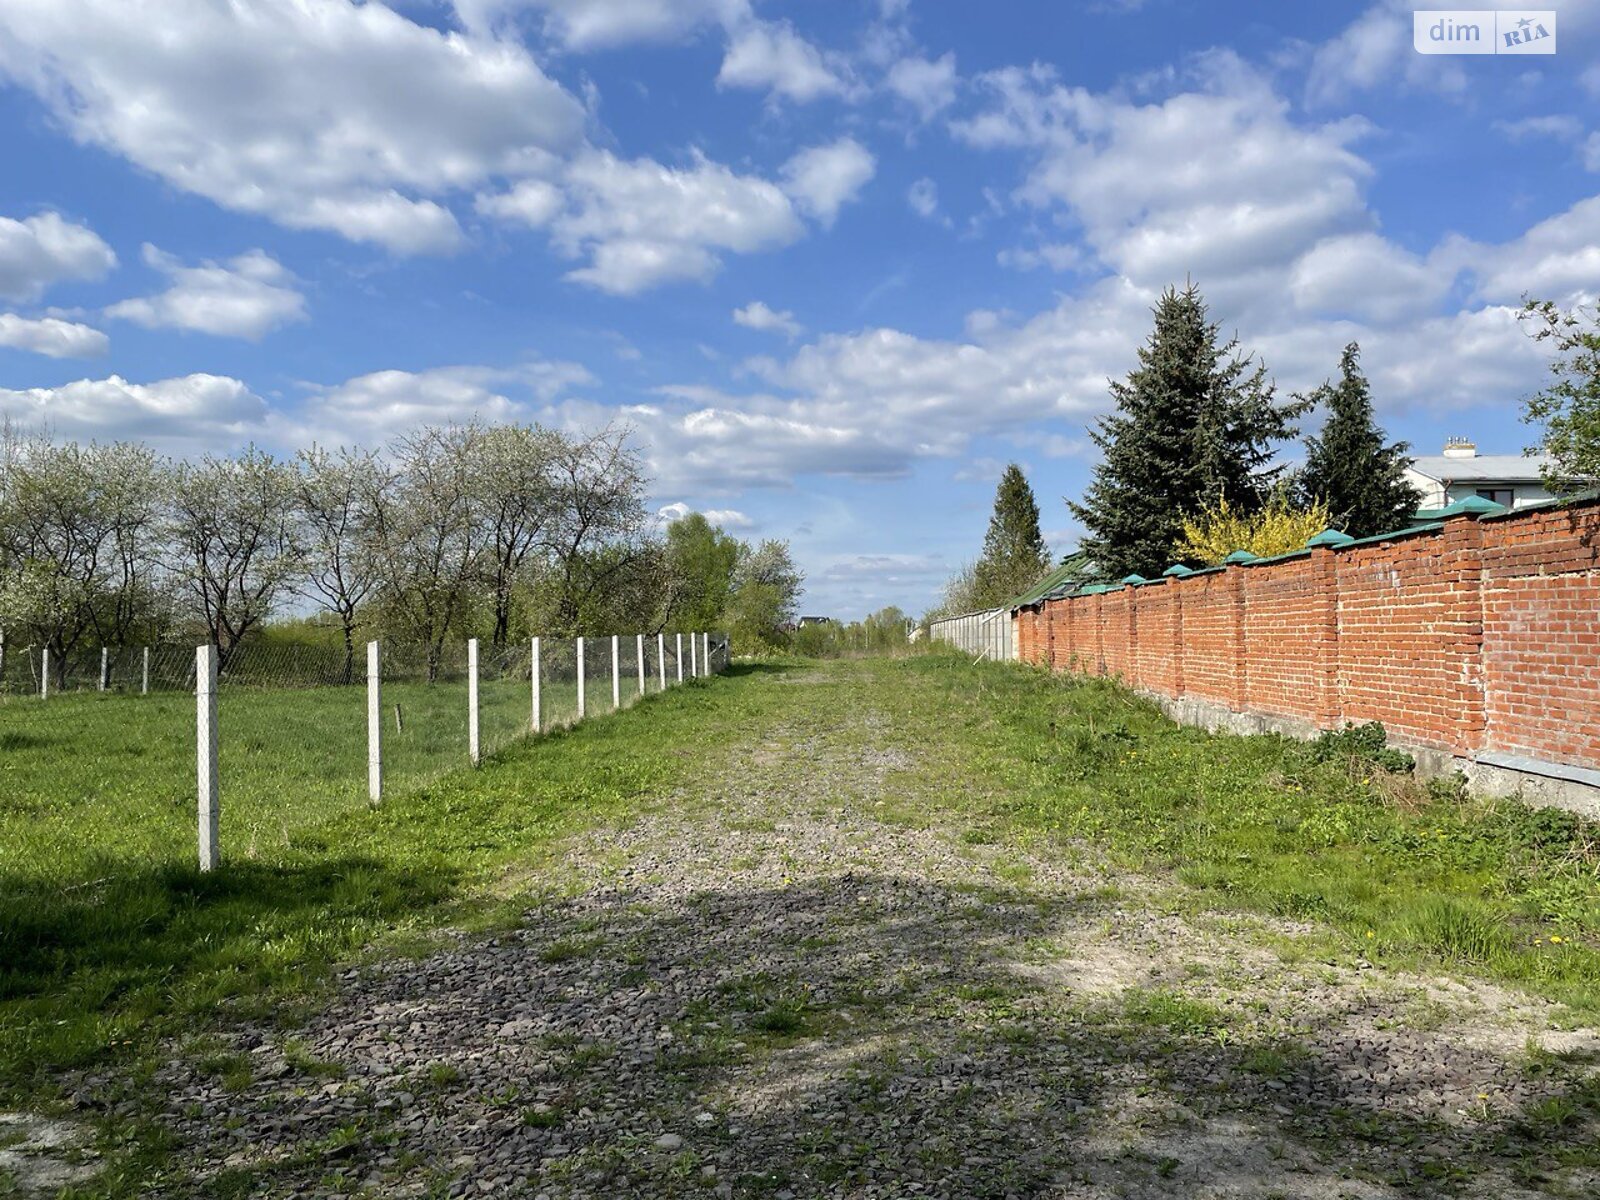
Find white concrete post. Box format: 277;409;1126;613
367;641;382;805
576;636;586;717
99;646;109;692
702;632;710;676
531;636;542;733
675;633;683;684
636;633;645;697
690;631;698;678
142;646;150;695
40;647;49;699
657;633;666;691
611;634;620;709
196;644;219;872
468;637;480;766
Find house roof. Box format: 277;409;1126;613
1407;453;1551;483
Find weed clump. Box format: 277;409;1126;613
1303;721;1414;774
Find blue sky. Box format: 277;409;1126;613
1;1;1597;618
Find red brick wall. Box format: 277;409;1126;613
1480;506;1600;767
1017;502;1600;772
1130;583;1179;695
1240;551;1334;726
1100;589;1132;681
1171;571;1239;709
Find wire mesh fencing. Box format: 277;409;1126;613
0;629;729;887
0;639;197;697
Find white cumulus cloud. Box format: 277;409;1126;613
0;313;109;358
0;211;117;303
105;246;307;340
733;301;803;338
0;373;268;445
0;0;586;254
886;52;957;119
656;500;753;528
454;0;747;46
718;19;854;103
780;138;876;227
550;150;804;294
295;361;594;445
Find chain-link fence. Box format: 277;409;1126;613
0;638;197;696
0;630;730;885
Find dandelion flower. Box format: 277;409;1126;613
1550;935;1564;945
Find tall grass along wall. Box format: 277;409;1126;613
1015;499;1600;815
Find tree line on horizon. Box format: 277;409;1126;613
935;284;1599;615
0;418;804;684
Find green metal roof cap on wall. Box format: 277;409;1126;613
1222;549;1261;564
1305;528;1356;548
1005;550;1099;610
1161;564;1194;577
1437;495;1508;518
1121;573;1148;585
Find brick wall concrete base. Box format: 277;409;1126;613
1145;691;1600;820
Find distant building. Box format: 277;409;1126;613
796;616;833;627
1404;438;1553;511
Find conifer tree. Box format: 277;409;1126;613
1069;283;1303;578
1299;342;1421;536
972;463;1050;606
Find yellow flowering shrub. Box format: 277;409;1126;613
1177;494;1332;567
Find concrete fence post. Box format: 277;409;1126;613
690;631;698;678
636;633;645;698
367;641;382;806
611;634;620;709
702;632;710;676
41;647;49;699
468;637;480;766
531;636;542;733
142;646;151;696
657;633;666;691
577;636;586;717
100;646;109;692
675;633;683;683
196;644;219;872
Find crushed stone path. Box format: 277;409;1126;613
109;672;1600;1197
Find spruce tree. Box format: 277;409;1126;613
1068;283;1303;578
1299;343;1421;536
972;463;1050;606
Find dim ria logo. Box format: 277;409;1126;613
1414;10;1555;54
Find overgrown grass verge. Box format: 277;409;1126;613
883;653;1600;1016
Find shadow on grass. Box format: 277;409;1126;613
0;731;58;753
151;870;1600;1199
0;854;459;1096
721;660;810;678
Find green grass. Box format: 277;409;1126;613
875;654;1600;1015
0;665;736;1105
4;650;1599;1188
0;671;654;881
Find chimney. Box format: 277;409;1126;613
1442;436;1476;459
